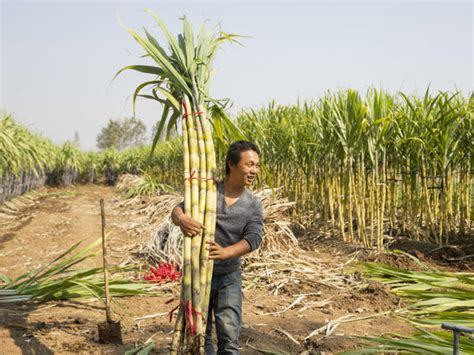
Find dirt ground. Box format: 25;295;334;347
1;184;465;354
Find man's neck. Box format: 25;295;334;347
223;177;245;197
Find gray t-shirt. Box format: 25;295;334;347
178;181;264;274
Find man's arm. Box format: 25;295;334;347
242;200;264;252
171;204;204;237
207;199;264;260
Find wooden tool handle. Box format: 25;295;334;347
100;198;112;322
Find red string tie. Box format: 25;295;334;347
189;170;197;182
168;304;180;322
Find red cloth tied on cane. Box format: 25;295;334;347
168;299;203;337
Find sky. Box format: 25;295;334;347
1;0;472;151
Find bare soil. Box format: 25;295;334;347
1;184;463;354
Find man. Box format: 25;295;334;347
171;140;264;354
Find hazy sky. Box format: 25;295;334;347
1;0;472;150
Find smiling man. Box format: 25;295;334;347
171;140;264;354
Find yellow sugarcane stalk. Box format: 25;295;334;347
182;95;202;351
336;171;346;241
377;151;387;251
347;161;355;243
197;104;217;310
170;98;193;354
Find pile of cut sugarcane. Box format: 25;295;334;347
118;9;242;353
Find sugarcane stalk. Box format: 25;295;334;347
336;168;346;241
197;105;217;317
377;151;387;250
180;96;201;350
186;96;206;353
171;98;194;354
347;160;355;243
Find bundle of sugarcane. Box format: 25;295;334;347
117;10;243;353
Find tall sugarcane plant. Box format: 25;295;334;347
0;114;57;202
117;10;242;353
238;89;472;248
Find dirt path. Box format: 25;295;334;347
0;184;414;354
0;185;111;279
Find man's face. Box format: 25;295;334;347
229;150;260;187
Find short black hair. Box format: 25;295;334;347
225;140;260;175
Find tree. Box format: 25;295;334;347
73;131;80;147
96;117;146;151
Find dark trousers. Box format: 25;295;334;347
205;269;242;355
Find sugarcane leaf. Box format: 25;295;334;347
155;87;180;111
132;80;162;114
419;299;474;313
145;9;187;72
0;273;13;285
165;111;180;139
13;240;83;290
125;341;155;355
117;16;192;96
181;15;195;71
149;102;171;161
0;295;33;304
112;65;164;82
137;94;166;105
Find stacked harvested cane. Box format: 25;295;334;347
169;96;217;354
118;10;242;353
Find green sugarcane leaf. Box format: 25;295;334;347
155;87;180;111
181;16;195;71
419;299;474;313
117;17;192;97
0;289;17;295
166;111;181;139
125;341;155;355
132;80;162;114
149;103;171;160
0;273;13;285
137;94;166;105
0;295;33;304
144;9;187;73
112;65;164;82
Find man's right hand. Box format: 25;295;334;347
177;214;205;237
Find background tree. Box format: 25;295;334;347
73;131;80;147
96;117;146;151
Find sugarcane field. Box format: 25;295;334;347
1;2;473;355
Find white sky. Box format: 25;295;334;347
1;0;472;150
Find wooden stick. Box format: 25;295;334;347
100;198;112;323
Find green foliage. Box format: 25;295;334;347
361;261;474;327
119;146;149;175
0;239;159;303
115;10;244;159
346;260;474;354
97;147;121;185
237;89;472;244
0;113;56;176
344;329;474;354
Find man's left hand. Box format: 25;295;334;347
206;240;230;260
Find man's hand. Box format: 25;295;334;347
207;240;230;260
178;214;204;237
